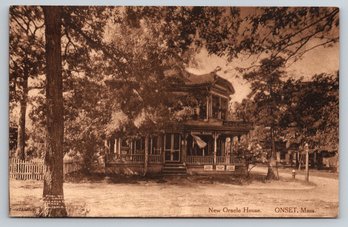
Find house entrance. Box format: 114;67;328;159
164;133;181;162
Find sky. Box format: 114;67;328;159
186;41;339;104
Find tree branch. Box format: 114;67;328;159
296;38;338;59
274;8;339;49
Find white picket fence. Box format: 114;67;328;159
9;158;83;180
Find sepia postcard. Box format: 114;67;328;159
9;6;339;217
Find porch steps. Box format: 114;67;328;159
162;163;187;175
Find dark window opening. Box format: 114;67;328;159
121;139;130;154
212;95;220;119
134;138;145;154
198;99;207;119
221;98;228;120
152;136;162;155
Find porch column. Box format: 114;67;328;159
206;96;209;120
162;134;166;164
114;138;117;154
104;140;109;149
158;134;163;163
105;140;109;162
225;137;230;164
231;136;237;164
144;135;149;176
130;139;133;155
213;133;219;167
181;134;187;164
118;139;121;156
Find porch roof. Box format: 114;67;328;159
183;120;252;135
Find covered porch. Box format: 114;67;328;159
105;134;247;165
105;120;252;174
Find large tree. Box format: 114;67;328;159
242;57;286;180
41;6;67;217
9;6;45;160
35;6;127;215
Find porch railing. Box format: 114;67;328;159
107;153;164;164
107;153;144;163
186;156;214;165
149;154;163;163
216;156;227;164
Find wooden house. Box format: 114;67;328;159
105;71;253;175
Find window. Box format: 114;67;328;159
151;136;162;155
120;139;130;154
165;134;171;150
217;138;225;156
221;98;228;120
198;99;207;119
174;134;180;150
210;95;229;120
134;138;145;154
212;95;220;119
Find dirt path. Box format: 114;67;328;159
9;170;338;217
249;166;338;216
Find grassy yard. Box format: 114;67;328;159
9;171;338;218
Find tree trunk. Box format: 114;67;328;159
16;74;28;160
266;84;279;180
42;6;67;217
266;126;277;180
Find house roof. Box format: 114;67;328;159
166;69;235;95
105;69;236;95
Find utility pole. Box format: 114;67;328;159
304;143;309;182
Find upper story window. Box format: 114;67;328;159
221;98;228;120
198;99;207;119
191;92;229;121
212;95;220;119
211;94;228;120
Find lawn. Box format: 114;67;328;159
9;170;338;218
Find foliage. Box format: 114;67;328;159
235;57;287;179
9;6;339;172
235;72;339;169
212;7;339;64
9;6;45;159
280;73;339;149
9;6;45;105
